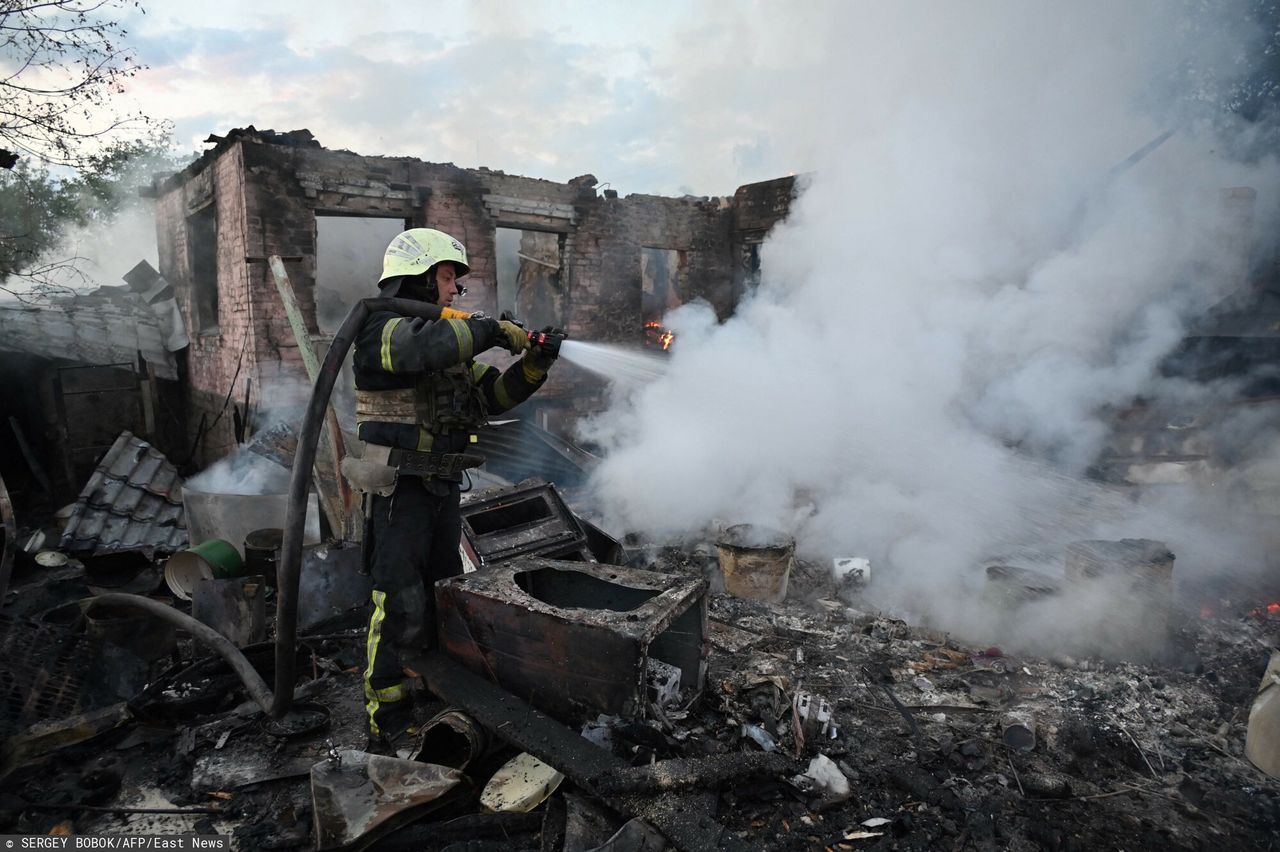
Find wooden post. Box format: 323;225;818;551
7;416;52;495
139;360;157;439
266;256;358;540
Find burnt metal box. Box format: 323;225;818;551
460;480;588;566
435;557;708;723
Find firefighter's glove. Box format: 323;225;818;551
522;327;563;380
496;320;530;355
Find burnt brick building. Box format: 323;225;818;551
147;128;796;465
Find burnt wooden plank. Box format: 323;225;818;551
410;650;753;852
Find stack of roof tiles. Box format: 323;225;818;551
59;432;187;555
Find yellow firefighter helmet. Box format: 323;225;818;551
378;228;470;286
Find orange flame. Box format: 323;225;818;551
1249;602;1280;618
644;321;675;350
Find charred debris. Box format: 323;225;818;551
1;443;1279;850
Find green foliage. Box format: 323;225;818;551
70;133;188;219
0;132;190;296
0;160;77;282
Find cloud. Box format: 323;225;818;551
111;1;906;194
121;19;686;189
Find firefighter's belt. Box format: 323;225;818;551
387;447;485;478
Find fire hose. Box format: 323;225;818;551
86;297;479;717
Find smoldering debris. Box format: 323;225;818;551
5;8;1280;848
186;447;290;497
1;540;1276;849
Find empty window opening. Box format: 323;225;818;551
642;247;684;349
315;215;408;429
315;215;408;335
188;206;219;333
495;227;564;328
741;241;762;292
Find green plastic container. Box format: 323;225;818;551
164;539;244;600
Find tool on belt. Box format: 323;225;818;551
387;447;485;477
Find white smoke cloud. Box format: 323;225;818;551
187;450;290;496
582;2;1280;647
50;203;160;291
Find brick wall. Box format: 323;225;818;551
155;141;252;467
154;130;797;458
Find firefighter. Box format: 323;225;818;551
346;227;559;751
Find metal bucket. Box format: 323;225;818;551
412;707;492;772
716;524;794;604
164;538;243;601
244;528;283;588
182;488;321;557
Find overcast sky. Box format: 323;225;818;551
110;1;1270;199
117;0;827;196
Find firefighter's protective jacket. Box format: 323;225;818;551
352;309;547;457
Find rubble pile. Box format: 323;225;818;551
694;564;1280;850
0;538;1276;850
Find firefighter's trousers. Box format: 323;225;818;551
363;475;463;735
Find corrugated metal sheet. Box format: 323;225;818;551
0;295;177;379
60;432;187;555
475;419;597;489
